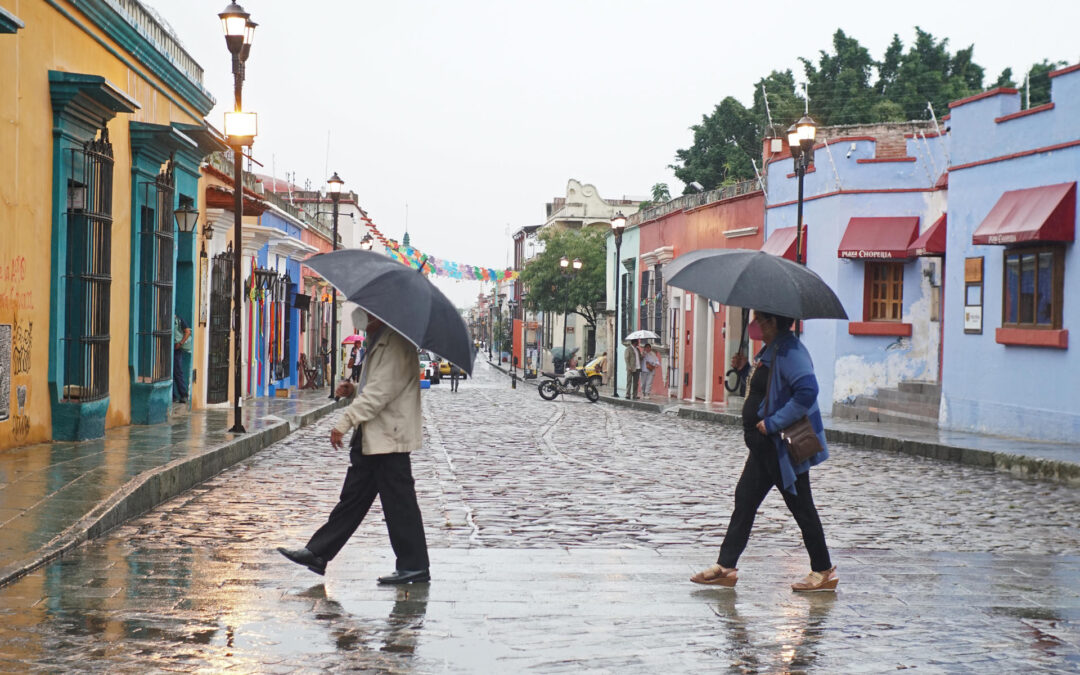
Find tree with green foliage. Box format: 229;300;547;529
517;227;608;329
801;29;878;126
669;26;1061;191
1025;59;1068;106
670;96;759;191
651;183;671;203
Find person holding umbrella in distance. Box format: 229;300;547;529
277;249;474;584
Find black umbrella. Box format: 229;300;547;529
305;249;474;375
665;249;848;320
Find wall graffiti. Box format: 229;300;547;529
12;385;29;441
0;256;32;313
12;321;31;375
0;324;9;422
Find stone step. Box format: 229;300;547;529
832;401;940;429
898;380;942;396
859;394;941;418
874;388;942;407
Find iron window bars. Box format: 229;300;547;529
63;127;113;402
137;159;175;382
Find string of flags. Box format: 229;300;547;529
358;214;519;282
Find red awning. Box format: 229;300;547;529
971;182;1076;245
837;217;920;260
909;214;947;257
761;226;798;261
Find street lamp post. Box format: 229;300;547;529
326;172;343;399
559;256;582;372
507;298;518;387
520;291;529;379
787;115;816;336
610;213;626;397
220;2;257;434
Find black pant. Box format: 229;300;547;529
718;430;831;572
450;372;459;391
306;432;429;571
173;348;188;401
350;365;362;382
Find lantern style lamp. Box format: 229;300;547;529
610;212;627;398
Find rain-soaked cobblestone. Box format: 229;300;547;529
0;362;1078;672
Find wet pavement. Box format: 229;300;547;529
0;390;339;586
1;363;1079;671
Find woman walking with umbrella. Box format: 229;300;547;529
662;249;846;592
690;310;836;591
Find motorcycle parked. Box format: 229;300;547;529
538;367;600;403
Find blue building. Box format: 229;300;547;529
941;64;1080;441
763;123;948;415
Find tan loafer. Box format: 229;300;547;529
791;565;838;592
690;564;738;587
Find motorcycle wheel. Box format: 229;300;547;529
584;383;600;402
538;380;559;400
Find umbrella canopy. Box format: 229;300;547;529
624;329;659;341
305;249;474;375
342;333;364;344
665;249;847;320
549;346;579;361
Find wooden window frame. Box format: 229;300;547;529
864;261;904;322
1001;245;1064;330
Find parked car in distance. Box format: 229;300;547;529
436;357;467;379
418;350;440;384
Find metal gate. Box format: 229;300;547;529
207;244;233;404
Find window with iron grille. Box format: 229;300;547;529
864;262;904;321
639;270;651;332
62;128;113;401
652;264;665;339
1003;246;1063;328
620;270;634;339
137;161;175;382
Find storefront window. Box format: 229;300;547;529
1003;247;1061;328
865;262;904;321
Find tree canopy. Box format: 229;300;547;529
670;27;1062;190
517;227;608;327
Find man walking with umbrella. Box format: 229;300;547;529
278;307;430;584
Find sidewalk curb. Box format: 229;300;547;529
0;399;344;588
676;407;1080;486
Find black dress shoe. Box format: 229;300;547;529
377;568;430;584
277;546;327;576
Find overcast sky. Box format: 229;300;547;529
160;0;1079;307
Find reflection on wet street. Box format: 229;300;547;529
0;361;1078;671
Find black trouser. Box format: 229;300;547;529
450;372;459;391
350;365;362;382
718;430;831;572
306;431;429;571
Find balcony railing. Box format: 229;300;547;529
629;179;761;226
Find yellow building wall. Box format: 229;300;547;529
0;0;207;449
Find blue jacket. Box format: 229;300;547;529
756;330;828;495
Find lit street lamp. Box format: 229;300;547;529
610;212;626;397
559;256;582;372
220;1;257;434
787;114;816;336
326;171;344;399
787;115;816;266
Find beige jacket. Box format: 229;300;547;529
333;327;422;454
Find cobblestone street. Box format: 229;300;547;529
1;361;1078;672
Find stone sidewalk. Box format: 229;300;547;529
0;390;341;587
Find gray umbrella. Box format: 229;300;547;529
305;249;474;375
665;249;848;320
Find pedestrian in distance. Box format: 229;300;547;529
624;339;642;399
449;362;462;392
691;310;837;592
350;343;365;383
172;314;191;404
347;342;359;381
279;308;430;585
640;343;660;397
